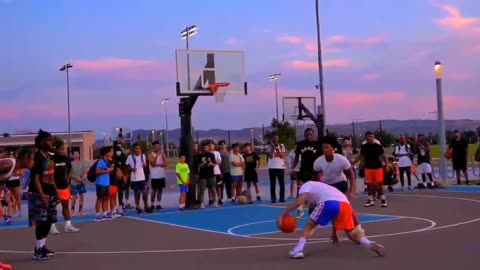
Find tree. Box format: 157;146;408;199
263;118;297;150
375;129;395;147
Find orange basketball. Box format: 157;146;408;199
279;215;297;233
444;150;452;160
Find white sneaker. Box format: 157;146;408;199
370;242;385;257
288;250;304;259
65;225;80;233
49;224;60;235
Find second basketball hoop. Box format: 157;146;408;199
209;82;230;103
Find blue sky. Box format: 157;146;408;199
1;0;479;136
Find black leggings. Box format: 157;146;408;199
399;166;412;187
269;169;285;201
35;222;51;240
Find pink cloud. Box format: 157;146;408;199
433;4;480;32
277;35;304;45
361;73;380;81
225;37;239;45
325;34;387;48
287;59;351;70
74;58;154;71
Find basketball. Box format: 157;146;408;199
236;195;249;204
279;215;297;233
444;150;452;160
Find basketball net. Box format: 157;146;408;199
209;82;230;103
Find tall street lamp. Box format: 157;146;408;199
161;98;170;155
181;25;198;91
269;73;281;121
315;0;326;137
351;118;364;148
435;61;447;183
59;63;73;154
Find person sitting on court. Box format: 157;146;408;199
277;181;385;259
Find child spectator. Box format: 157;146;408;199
176;155;190;211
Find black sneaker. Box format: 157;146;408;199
381;200;388;208
217;199;223;206
155;205;163;211
33;248;49;260
145;207;153;214
136;208;144;215
208;200;213;206
256;195;262;201
364;200;374;207
43;246;56;256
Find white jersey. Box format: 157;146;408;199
298;181;349;204
0;158;16;182
149;152;166;179
212;151;222;175
288;150;300;172
126;154;147;182
313;154;351;185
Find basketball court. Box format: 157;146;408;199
1;189;479;270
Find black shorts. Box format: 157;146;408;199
297;171;315;182
131;180;147;194
244;171;258;183
452;159;467;171
6;179;20;189
222;173;231;183
151;178;166;189
215;175;223;186
330;181;348;194
96;185;109;199
118;179;131;190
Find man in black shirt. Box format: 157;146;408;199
112;142;128;215
355;131;388;208
293;128;323;185
243;143;261;201
28;130;58;260
196;143;218;208
448;130;470;185
50;141;79;234
415;134;435;188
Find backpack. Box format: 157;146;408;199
394;144;413;161
87;159;101;183
130;154;145;168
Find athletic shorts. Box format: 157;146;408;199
329;181;348;194
230;175;243;183
365;168;384;184
244;171;258;183
28;193;58;227
96;185;109;199
151;178;166;189
6;179;20;189
297;171;315;182
309;200;354;231
179;184;189;193
109;185;118;196
215;175;223;186
57;187;71;201
131;180;147;194
71;183;87;195
417;163;432;174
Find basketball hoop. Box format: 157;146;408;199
209;82;230;103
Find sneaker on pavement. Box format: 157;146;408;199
288;250;304;259
65;225;80;233
364;200;374;207
33;248;49;261
49;224;60;235
42;246;56;256
370;242;385;257
94;215;105;222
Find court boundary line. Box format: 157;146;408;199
0;193;479;255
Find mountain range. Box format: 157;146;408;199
96;119;480;146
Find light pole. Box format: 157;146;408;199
351;118;364;148
269;73;281;121
250;128;254;146
315;0;326;137
181;25;198;91
59;63;73;154
435;61;447;182
161;98;170;155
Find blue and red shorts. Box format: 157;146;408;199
309;200;355;231
179;184;189;193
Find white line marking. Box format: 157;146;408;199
0;193;478;254
228;216;434;241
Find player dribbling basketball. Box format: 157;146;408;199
278;181;385;259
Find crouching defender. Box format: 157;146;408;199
277;181;385;259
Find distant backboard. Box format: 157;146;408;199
176;49;247;97
282;97;317;121
110;127;133;142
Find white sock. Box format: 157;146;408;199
35;240;43;249
41;238;46;247
360;237;372;248
65;220;72;227
103;212;108;216
368;195;374;201
179;204;185;208
380;195;386;200
293;237;306;253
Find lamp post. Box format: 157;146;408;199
351;118;364;148
250;128;254;146
315;0;326;137
269;73;281;121
180;25;198;91
435;61;447;182
161;98;170;155
59;63;73;154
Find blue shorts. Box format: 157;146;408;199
179;184;189;193
230;175;243;183
71;183;87;195
309;200;354;231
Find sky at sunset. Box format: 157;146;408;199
1;0;479;136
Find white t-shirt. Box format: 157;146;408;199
212;151;222;175
149;152;166;179
126;154;147;182
267;144;286;169
229;152;245;176
288;150;300;172
0;158;16;182
313;154;351;185
395;144;412;168
299;181;349;204
362;139;381;145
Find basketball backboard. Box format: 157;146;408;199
282;97;317;121
175;49;247;97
